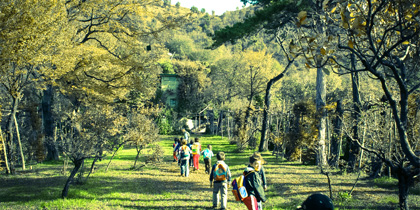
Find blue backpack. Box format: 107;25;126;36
203;149;211;159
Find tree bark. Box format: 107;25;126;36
13;115;25;171
0;128;10;174
62;158;84;198
397;168;411;210
316;67;327;166
6;95;20;174
42;85;59;161
329;100;343;168
348;54;361;172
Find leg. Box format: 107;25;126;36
213;182;221;208
204;158;210;174
220;182;228;209
258;201;262;210
185;159;190;177
193;155;199;170
180;160;186;176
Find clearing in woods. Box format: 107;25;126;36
0;135;419;209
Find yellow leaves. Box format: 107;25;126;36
348;39;354;49
402;41;410;45
297;11;307;27
320;47;327;56
331;6;337;13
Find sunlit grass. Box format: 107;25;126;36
1;134;419;210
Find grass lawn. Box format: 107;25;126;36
0;135;419;210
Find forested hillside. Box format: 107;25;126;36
1;0;420;209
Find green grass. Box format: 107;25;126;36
1;134;419;209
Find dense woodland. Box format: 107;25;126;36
1;0;420;209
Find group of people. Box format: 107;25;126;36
209;151;267;210
172;128;334;210
172;129;215;177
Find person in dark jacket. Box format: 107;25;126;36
297;193;334;210
253;152;267;191
243;155;267;210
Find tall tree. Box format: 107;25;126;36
326;0;420;209
0;0;72;173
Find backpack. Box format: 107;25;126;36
231;171;255;201
180;146;190;158
191;144;199;155
213;162;228;181
202;149;211;159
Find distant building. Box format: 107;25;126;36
160;73;179;107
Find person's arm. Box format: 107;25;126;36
260;166;267;190
227;166;232;187
209;164;215;187
252;173;267;202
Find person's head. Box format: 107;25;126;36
216;152;225;161
297;193;334;210
189;140;193;144
194;137;199;143
180;137;183;141
181;128;186;132
174;137;179;143
207;145;212;150
249;155;263;171
253;151;266;164
181;139;187;145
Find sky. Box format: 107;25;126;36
172;0;247;15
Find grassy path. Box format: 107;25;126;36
0;135;419;209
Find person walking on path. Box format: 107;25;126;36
243;155;267;210
201;145;214;174
179;139;191;177
173;138;180;162
210;152;231;210
191;137;202;170
182;128;190;141
253;152;267;191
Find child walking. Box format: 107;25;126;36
179;139;191;177
201;144;214;174
191;137;202;170
210;152;231;210
243;154;267;210
172;138;180;162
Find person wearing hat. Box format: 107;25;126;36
297;193;334;210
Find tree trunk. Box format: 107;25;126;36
42;85;59;161
134;147;141;168
62;158;84;198
329;100;343;168
86;156;99;180
13;115;25;171
0;128;10;174
259;60;294;152
106;142;125;172
6;95;20;174
259;74;285;152
316;67;327;166
348;54;361;172
397;169;411;210
208;110;215;134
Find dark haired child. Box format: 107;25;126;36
210;152;231;210
243;155;267;210
201;144;214;174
